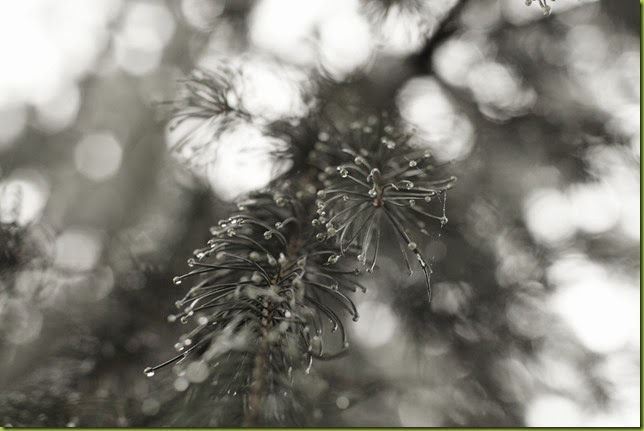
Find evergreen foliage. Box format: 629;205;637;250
0;0;638;427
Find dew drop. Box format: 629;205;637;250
275;197;286;207
267;254;277;266
274;222;283;230
318;132;329;142
174;342;184;352
167;314;177;323
312;219;320;227
342;195;349;201
343;341;350;348
409;160;417;167
317;190;326;199
172;277;182;285
357;254;366;265
368;189;377;198
440;216;448;227
263;231;273;240
180;316;189;324
331;282;339;291
352;315;360;322
144;367;155;377
406;182;414;190
354;156;364;165
424;196;432;202
340;169;349;178
407;242;417;250
249;251;261;261
187;258;195;267
278;253;288;265
175;300;183;308
198;316;209;325
336;396;350;410
327;227;337;237
316;233;325;241
327;255;339;264
409;199;416;206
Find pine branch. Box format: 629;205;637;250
151;48;456;426
145;180;363;425
163;65;251;161
309;111;456;301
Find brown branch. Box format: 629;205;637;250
242;297;274;427
407;0;469;76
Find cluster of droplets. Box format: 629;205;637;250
525;0;553;15
314;150;452;247
309;115;456;302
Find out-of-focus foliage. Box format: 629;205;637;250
0;0;639;427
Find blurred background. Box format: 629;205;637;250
0;0;639;427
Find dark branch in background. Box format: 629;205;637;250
407;0;469;76
340;0;470;108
